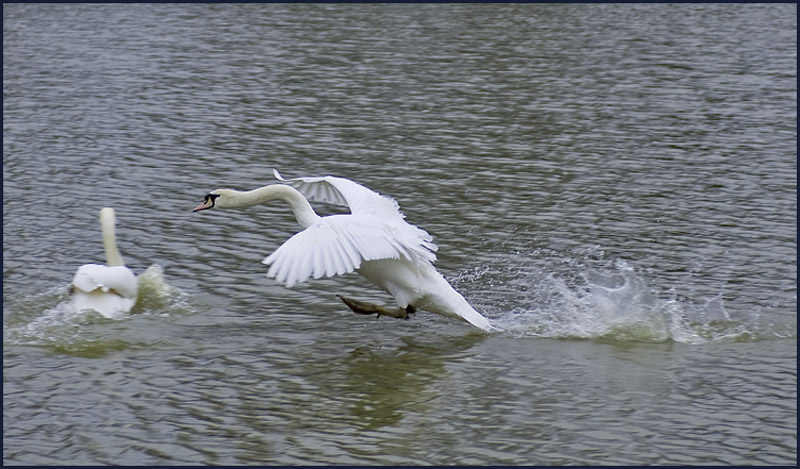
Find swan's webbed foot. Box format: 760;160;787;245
336;295;415;320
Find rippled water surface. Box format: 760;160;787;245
4;3;796;465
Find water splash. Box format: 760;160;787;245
458;256;793;344
131;264;189;314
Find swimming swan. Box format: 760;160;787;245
193;169;495;331
69;207;138;318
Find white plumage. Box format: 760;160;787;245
69;207;138;318
193;169;495;331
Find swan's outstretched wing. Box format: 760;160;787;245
272;169;405;220
262;214;436;288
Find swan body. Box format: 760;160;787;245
194;169;495;331
69;207;138;318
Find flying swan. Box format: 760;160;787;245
193;169;495;331
69;207;138;318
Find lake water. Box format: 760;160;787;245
3;3;796;465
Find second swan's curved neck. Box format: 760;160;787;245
99;208;125;267
221;185;321;228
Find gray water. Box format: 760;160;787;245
3;3;796;466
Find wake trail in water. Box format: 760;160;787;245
457;255;794;344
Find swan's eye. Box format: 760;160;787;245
204;194;220;205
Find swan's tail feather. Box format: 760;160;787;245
455;302;500;332
423;271;499;332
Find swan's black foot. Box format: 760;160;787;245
336;295;416;320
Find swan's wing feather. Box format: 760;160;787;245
262;215;437;288
264;219;363;287
273;169;403;219
273;169;350;206
71;264;138;299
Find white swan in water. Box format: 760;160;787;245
193;169;495;331
69;207;138;318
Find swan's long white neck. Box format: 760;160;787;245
99;207;125;267
217;185;321;229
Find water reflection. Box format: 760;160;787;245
305;334;486;431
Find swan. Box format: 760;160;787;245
193;169;496;331
69;207;138;318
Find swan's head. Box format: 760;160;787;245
193;189;230;212
193;185;317;226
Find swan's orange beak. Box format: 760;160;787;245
192;199;214;212
193;193;220;212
